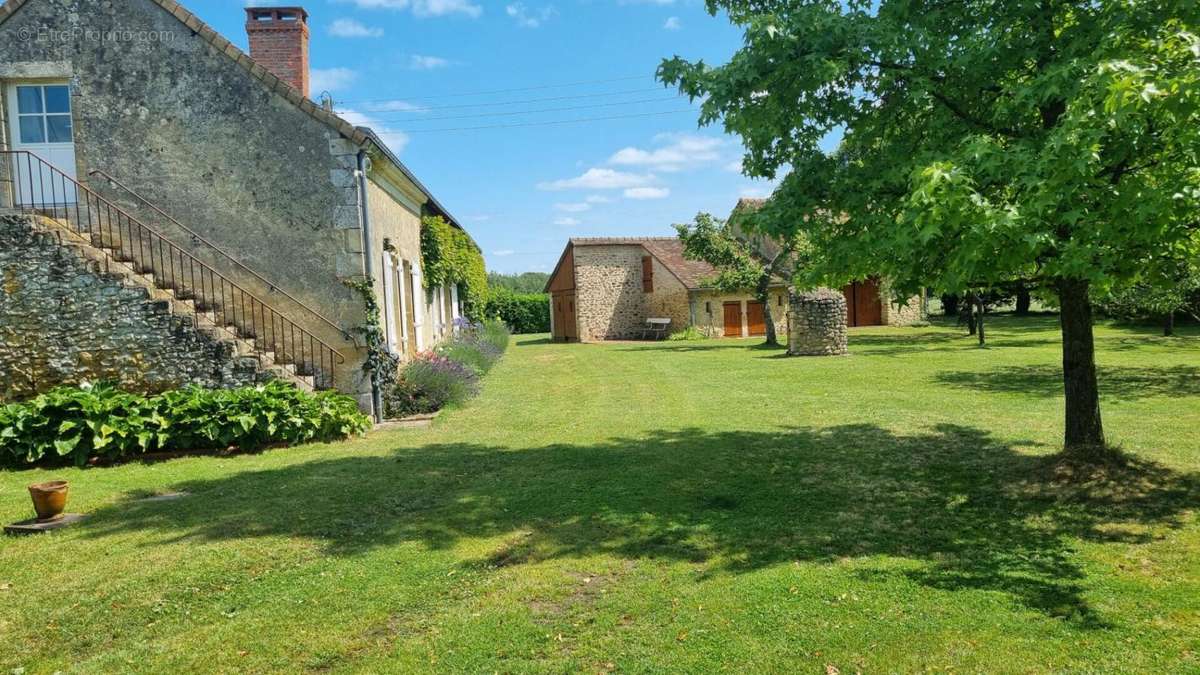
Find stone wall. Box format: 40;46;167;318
0;215;265;399
880;280;926;326
573;245;690;341
787;288;848;356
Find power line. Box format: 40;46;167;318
341;95;685;124
400;108;698;133
340;86;669;113
336;74;656;104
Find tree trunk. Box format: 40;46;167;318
961;301;976;335
976;294;986;346
1057;279;1106;453
759;250;791;348
762;294;778;346
1164;311;1175;337
1015;284;1032;315
942;294;960;316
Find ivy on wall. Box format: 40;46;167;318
343;276;400;394
420;215;489;321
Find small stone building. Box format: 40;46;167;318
0;0;477;416
545;237;789;342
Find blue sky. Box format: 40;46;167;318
194;0;789;274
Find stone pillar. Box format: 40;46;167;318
787;288;848;356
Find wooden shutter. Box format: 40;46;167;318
641;256;653;292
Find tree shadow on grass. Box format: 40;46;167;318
934;365;1200;400
80;424;1199;628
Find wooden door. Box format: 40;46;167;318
723;302;742;337
553;292;577;341
842;279;884;327
855;278;883;326
746;301;766;336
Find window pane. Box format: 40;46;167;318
16;86;43;114
43;86;70;113
46;115;73;143
18;116;45;144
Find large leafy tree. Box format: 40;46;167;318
660;1;1200;458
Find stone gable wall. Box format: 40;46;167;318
573;245;690;341
0;215;265;399
880;280;926;326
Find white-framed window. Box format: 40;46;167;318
381;255;399;353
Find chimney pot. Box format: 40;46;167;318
245;6;310;98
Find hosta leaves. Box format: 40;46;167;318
0;382;370;467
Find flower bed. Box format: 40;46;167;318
384;319;510;418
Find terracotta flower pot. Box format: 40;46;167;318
28;480;69;522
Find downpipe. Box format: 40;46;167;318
356;150;384;423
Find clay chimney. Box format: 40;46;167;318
245;6;310;97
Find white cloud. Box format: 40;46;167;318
725;158;744;173
554;202;591;213
554;217;581;226
505;3;557;28
339;0;482;18
409;54;451;70
310;67;358;92
585;195;612;204
337;108;410;154
365;100;429;113
663;16;681;30
328;18;384;37
624;187;670;200
537;168;656;191
608;133;724;172
493;249;515;257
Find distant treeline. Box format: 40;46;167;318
487;271;550;294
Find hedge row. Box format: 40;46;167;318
485;288;550;334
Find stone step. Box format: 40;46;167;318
20;213;318;392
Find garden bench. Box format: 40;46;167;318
643;318;671;340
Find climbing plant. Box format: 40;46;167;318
343;276;400;394
420;215;489;321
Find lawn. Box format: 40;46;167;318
1;316;1198;673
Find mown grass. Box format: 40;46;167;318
1;315;1198;673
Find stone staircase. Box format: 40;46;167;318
12;212;316;390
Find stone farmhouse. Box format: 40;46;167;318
0;0;474;418
546;199;923;342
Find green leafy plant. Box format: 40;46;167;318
0;381;370;467
421;215;489;322
667;326;709;342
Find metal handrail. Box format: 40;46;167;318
1;150;345;389
87;168;349;339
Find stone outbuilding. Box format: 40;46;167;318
0;0;477;417
545;237;790;342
